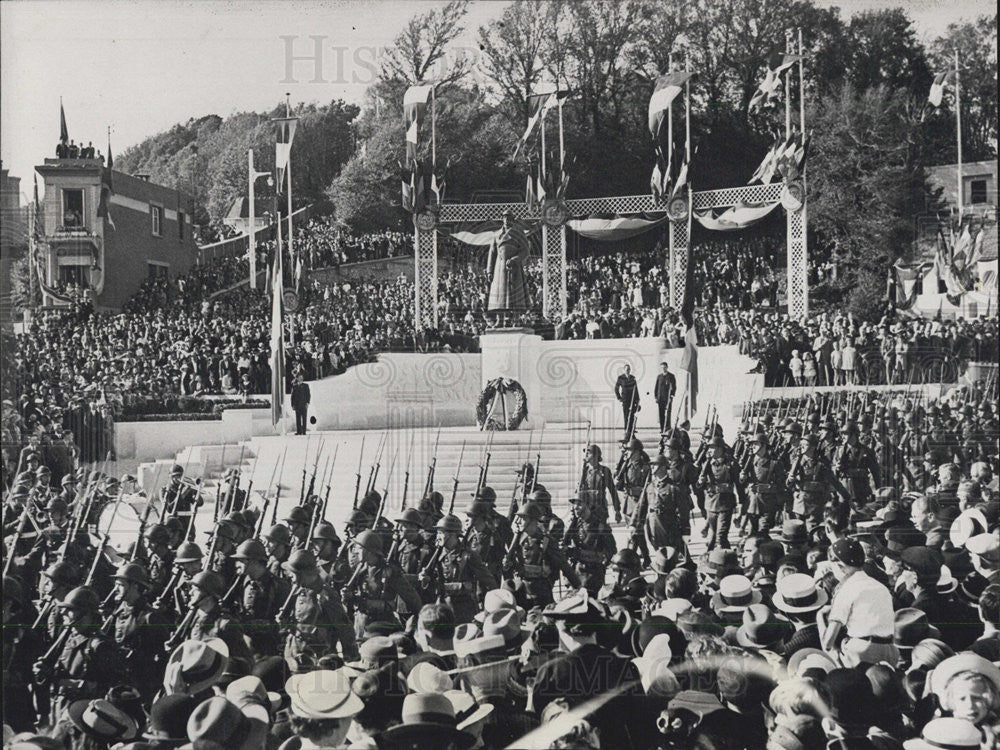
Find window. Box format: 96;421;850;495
62;189;84;228
177;212;185;240
970;179;988;205
151;205;163;236
148;263;168;279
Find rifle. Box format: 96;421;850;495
577;422;593;496
129;500;156;562
320;444;339;520
152;569;182;611
243;450;260;507
372;453;397;527
474;430;494;499
303;438;325;504
2;503;31;578
447;440;466;515
164;606;198;652
509;430;533;521
84;486;126;585
214;445;227;523
254;494;272;536
352;435;366;510
160;451;191;523
423;426;441;498
366;432;388;496
299;436;312;503
400;431;415;511
271;446;288;526
220;573;246;609
531;424;544;493
185;479;202;540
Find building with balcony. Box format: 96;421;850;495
34;157;198;309
926;160;998;217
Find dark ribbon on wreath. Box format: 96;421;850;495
477;377;528;431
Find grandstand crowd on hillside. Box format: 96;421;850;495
6;222;996;470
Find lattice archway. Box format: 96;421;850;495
414;182;808;329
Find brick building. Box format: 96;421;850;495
34;157;198;310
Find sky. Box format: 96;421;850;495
1;0;994;200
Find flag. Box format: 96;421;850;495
749;51;802;113
749;139;779;184
679;243;698;415
60;101;68;144
269;249;285;426
294;254;303;291
648;72;693;138
274;117;298;191
967;226;986;267
671;157;689;198
525;172;536;207
404;84;434;163
514;92;552;159
97;136;116;230
928;70;951;107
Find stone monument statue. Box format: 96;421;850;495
487;212;530;315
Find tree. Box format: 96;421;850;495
844;9;932;95
807;82;940;315
379;0;471;86
928;15;998;162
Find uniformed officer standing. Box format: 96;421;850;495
563;496;616;597
578;445;622;524
420;514;497;623
632;451;690;556
615;364;640;440
502;502;581;610
697;437;746;551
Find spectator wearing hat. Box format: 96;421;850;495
773;573;828;658
374;692;475;750
822;667;879;747
67;697;139;746
930;653;1000;734
184;695;268;750
143;692;201;746
820;538;899;667
902;717;982;750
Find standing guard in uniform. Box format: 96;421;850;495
697;437;746;551
420;514;497;623
740;428;787;535
281;549;359;669
787;434;850;526
502;503;581;610
632;451;690;559
563;496;616;597
834;420;881;509
579;445;622;524
615;364;640;440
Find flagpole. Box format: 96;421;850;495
431;84;437;172
540;97;547;180
558;96;565;171
685;49;691;163
248;149;257;290
273;192;286;435
284;94;295;281
785;31;792;139
953;49;963;223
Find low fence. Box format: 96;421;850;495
197;205;314;263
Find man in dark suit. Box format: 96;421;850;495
653;362;676;433
614;364;639;440
291;374;310;435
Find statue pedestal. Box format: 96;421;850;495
479;329;543;428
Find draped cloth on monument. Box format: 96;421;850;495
487;221;531;312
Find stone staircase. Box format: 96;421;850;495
140;423;707;548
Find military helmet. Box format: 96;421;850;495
398;508;425;527
209;519;240;542
145;523;170;545
282;549;319;574
528;488;552;506
753;431;770;445
627;437;643;450
283;506;312;526
189;570;225;598
424;490;444;509
436;514;463;534
164;516;185;536
473;486;497;504
41;561;79;588
47;498;68;515
650;452;668;467
174;541;204;563
516;502;545;523
347;509;372;528
586;444;603;461
665;435;683;450
113;562;151;588
58;586;101;612
169;464;184;476
35;465;51;477
611;548;641;570
61;473;77;486
468;500;493;518
231;539;268;561
263;523;293;546
311;522;341;544
351;530;384;556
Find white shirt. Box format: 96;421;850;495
829;570;895;639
